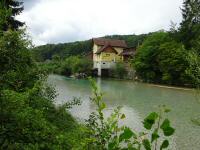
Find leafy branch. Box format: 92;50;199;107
86;78;175;150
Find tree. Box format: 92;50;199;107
0;2;88;149
32;34;148;62
133;31;191;86
133;32;170;83
112;62;127;79
0;0;37;91
0;29;39;92
186;51;200;87
157;41;189;85
179;0;200;50
0;0;24;31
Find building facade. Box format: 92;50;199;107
92;38;135;76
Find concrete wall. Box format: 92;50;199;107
94;61;116;69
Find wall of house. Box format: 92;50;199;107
93;52;116;69
114;47;124;54
98;47;123;62
93;44;124;70
93;43;102;62
94;61;116;69
101;51;115;61
107;47;123;62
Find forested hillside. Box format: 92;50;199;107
32;34;149;61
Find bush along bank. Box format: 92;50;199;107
37;55;93;78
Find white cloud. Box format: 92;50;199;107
18;0;183;46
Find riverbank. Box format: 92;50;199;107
145;83;194;91
90;76;194;91
37;56;196;90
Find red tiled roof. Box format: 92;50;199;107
95;44;118;54
93;38;127;48
119;47;136;56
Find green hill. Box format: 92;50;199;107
32;33;150;61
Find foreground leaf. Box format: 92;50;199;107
142;139;151;150
160;119;175;136
119;127;135;142
160;140;169;149
143;112;158;130
121;114;126;119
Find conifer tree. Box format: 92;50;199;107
179;0;200;50
0;0;24;31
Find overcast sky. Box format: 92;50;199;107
18;0;183;46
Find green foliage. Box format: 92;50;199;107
157;41;189;85
142;106;175;150
63;56;93;75
133;32;169;82
142;139;151;150
52;54;61;62
86;79;175;150
185;51;200;87
160;119;175;136
0;2;11;32
160;140;169;150
62;97;82;109
0;81;87;149
104;34;148;47
143;112;158;130
132;0;200;87
0;5;88;149
119;127;136;142
38;56;93;77
32;34;149;62
0;29;39;92
32;40;93;61
133;31;193;86
179;0;200;50
111;62;127;79
0;0;24;31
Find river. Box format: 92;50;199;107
48;74;200;150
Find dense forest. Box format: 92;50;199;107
32;34;148;61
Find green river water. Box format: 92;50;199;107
48;74;200;150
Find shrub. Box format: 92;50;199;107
133;31;190;86
110;62;127;79
60;56;93;76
